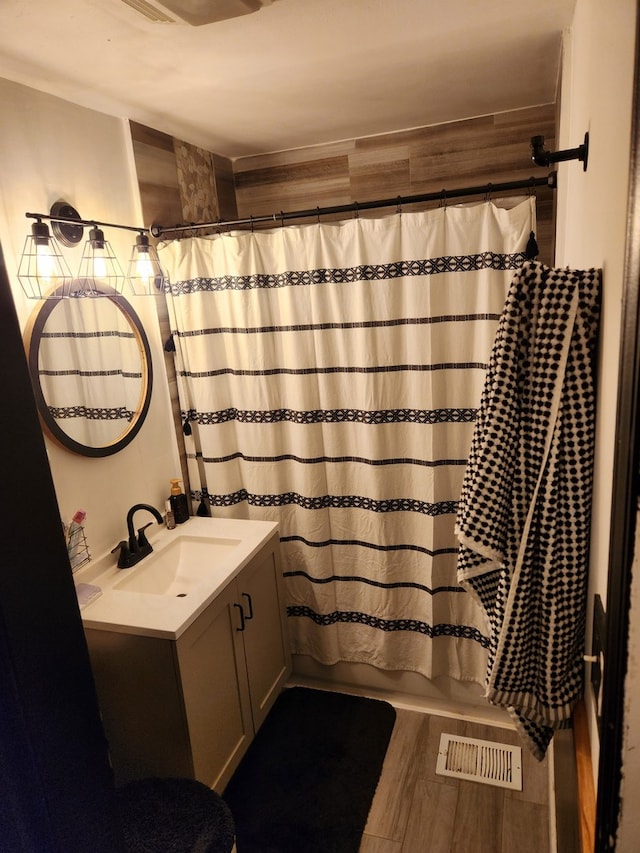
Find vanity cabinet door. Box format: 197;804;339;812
176;582;253;792
237;538;291;732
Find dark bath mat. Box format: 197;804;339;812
222;686;396;853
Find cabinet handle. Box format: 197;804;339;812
234;602;246;631
241;592;254;620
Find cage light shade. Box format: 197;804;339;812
17;221;75;299
76;226;125;296
127;232;168;295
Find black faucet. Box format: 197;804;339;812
111;503;164;569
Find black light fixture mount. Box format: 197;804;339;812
50;200;84;247
531;132;589;172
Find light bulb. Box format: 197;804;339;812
91;249;108;280
135;248;155;286
31;220;59;286
129;232;165;294
35;240;56;284
89;227;108;280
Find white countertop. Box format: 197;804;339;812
75;516;279;640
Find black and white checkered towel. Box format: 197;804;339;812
455;261;601;759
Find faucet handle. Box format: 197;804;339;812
111;540;132;569
137;522;154;549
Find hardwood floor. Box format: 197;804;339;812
360;709;550;853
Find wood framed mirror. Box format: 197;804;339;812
24;284;153;457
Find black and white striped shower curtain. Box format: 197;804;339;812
159;197;535;683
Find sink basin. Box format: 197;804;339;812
114;535;242;596
77;516;279;639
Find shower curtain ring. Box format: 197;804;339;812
250;215;255;233
485;183;493;202
280;211;285;227
396;196;402;215
354;201;360;219
439;189;447;208
316;207;321;224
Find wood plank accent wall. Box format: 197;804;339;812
212;152;239;221
129;121;184;230
233;104;556;265
129;120;237;230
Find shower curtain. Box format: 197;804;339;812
158;197;535;684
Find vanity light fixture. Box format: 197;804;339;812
19;202;169;299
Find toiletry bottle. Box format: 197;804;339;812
169;479;189;524
165;499;176;530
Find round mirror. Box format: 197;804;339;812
25;284;153;457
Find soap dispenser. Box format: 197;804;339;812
169;479;189;525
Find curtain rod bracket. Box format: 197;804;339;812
531;132;589;171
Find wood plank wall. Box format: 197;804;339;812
129;120;238;228
233;104;556;265
129;121;184;229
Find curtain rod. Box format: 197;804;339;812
150;171;557;238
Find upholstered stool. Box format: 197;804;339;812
116;777;235;853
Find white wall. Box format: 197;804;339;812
0;78;181;561
555;0;637;816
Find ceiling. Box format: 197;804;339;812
0;0;576;160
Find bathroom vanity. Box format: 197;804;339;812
78;517;291;791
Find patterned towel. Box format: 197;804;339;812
455;261;601;759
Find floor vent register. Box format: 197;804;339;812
436;733;523;791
